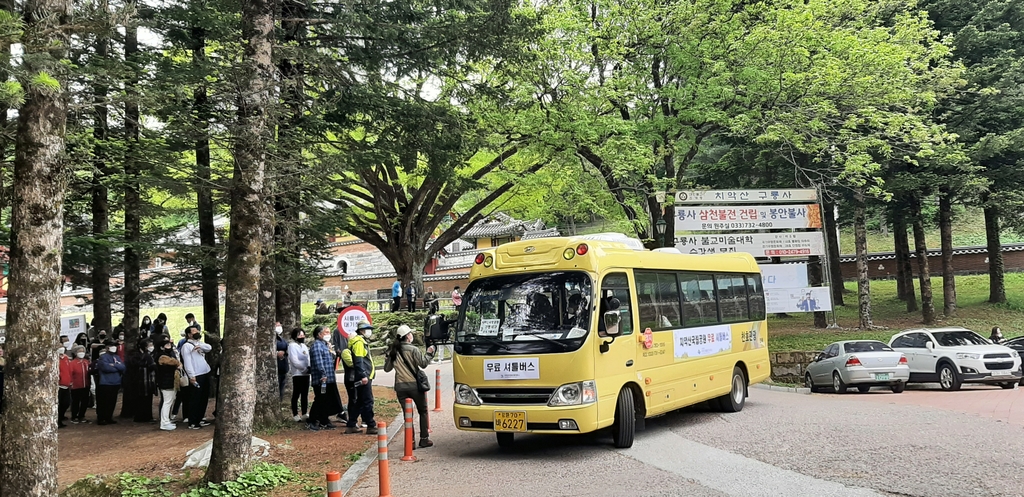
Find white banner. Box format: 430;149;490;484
760;264;808;290
674;232;826;257
675;205;823;231
765;287;833;313
484;358;540;380
673;324;733;359
675;189;818;204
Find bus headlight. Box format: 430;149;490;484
548;380;597;407
454;383;481;406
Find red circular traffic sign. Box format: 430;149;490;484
337;305;372;337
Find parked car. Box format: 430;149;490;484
889;327;1022;391
1001;336;1024;386
804;340;910;394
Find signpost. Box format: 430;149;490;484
675;189;818;204
61;314;87;339
675;232;825;257
337;305;372;337
674;205;822;231
674;187;835;325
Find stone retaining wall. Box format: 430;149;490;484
769;351;819;383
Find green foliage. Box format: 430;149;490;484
180;464;295;497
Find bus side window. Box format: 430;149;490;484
600;273;633;336
746;274;766;320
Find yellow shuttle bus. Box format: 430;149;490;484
451;234;770;448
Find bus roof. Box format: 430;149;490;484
469;234;761;278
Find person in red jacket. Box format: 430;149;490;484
69;345;92;424
58;341;72;428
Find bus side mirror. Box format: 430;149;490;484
604;311;621;337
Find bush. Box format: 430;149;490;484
181;463;295;497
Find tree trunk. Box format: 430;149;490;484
193;26;221;335
206;0;274;482
809;255;827;328
894;211;917;312
984;204;1006;303
853;190;872;329
912;198;935;325
821;198;845;305
122;20;141;349
0;0;71;492
939;191;956;317
91;13;112;336
892;208;907;301
273;0;306;332
253;245;280;428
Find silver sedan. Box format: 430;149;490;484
805;340;911;393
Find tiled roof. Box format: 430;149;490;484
838;243;1024;263
522;228;562;240
462;213;547;239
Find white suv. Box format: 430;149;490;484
889;327;1022;391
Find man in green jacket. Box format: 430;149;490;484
345;320;378;434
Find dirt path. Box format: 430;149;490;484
58;386;398;490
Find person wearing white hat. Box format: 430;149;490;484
384;325;436;447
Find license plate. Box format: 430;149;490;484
874;373;890;381
991;370;1011;376
494;411;526;432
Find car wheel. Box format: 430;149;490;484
612;387;635;448
718;366;747;413
1000;382;1017;390
804;373;820;393
937;363;962;391
496;432;514;448
890;381;905;393
832;372;847;394
857;385;870;393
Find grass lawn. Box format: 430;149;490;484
768;272;1024;352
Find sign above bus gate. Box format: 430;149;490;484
674;232;825;257
675;205;822;231
675;189;818;204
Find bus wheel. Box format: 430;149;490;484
496;432;514;448
718;366;747;413
612;387;635;448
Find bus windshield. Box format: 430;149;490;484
456;271;592;355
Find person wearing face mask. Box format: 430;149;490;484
115;330;127;361
180;325;213;429
58;340;72;428
275;322;289;400
95;339;126;425
345;320;378;434
154;338;181;430
307;325;342;430
90;330;108;361
126;338;157;423
288;328;311;422
153;313;170;337
140;315;153;338
69;345;92;424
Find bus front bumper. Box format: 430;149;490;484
452;403;601;434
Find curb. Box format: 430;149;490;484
752;383;811;395
337;409;405;495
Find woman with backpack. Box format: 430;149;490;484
384;325;436;447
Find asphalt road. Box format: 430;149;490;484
347;364;1024;497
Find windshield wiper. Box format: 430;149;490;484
461;334;510;351
513;331;570;350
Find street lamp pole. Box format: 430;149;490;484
655;218;667;248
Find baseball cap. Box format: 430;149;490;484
396;325;413;338
356;320;374;331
